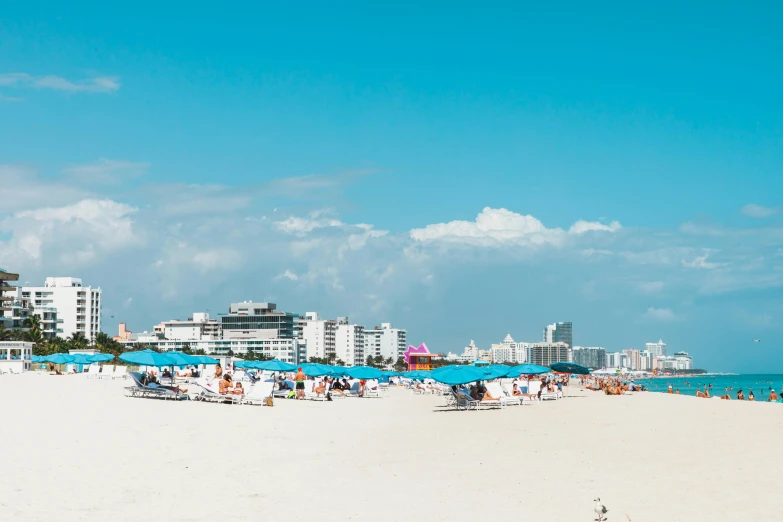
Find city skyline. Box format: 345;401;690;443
2;4;782;373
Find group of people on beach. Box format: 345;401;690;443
666;382;783;402
585;376;646;395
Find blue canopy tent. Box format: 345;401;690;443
252;359;297;372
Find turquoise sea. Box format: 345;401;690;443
635;374;783;399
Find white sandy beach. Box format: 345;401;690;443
0;374;780;522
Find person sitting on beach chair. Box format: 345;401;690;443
219;374;234;395
232;382;244;396
314;379;327;397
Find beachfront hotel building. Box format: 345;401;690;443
572;346;606;369
221;302;297;340
296;312;337;361
118;337;303;363
654;352;693;371
491;334;528;364
0;268;20;328
645;339;667;358
544;321;572;348
364;322;407;362
335;317;365;366
19;277;100;342
526;342;571;366
159;312;221;341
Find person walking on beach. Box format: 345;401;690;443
294;367;306;400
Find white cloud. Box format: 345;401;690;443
191;249;243;273
0;199;138;267
276;215;343;235
275;270;299;281
0;73;120;93
643;307;677;321
0;93;23;102
569;220;622;234
409;207;620;247
741;204;778;219
0;164;91;212
682;253;723;269
63;159;149;184
637;281;664;293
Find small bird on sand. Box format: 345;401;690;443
594;497;608;521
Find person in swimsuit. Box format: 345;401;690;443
749;390;755;401
737;389;744;400
233;382;244;396
295;367;306;400
768;390;778;402
214;364;223;379
219;374;233;395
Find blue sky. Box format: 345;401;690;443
1;3;782;371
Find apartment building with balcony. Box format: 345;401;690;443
20;277;100;342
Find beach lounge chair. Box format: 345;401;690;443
193;380;242;404
502;383;537;405
112;366;128;380
345;380;361;397
364;380;381;398
454;391;480;411
100;365;115;380
486;382;521;406
87;364;101;379
242;381;275;405
124;372;184;400
305;381;330;401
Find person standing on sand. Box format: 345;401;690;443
294;367;306;400
768;390;778;402
737;389;744;400
749;390;755;401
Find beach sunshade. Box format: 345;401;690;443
70;354;95;365
299;362;333;377
381;370;400;377
88;353;114;363
192;355;219;365
253;359;297;372
31;355;46;363
326;365;348;377
345;366;383;380
473;360;490;366
431;365;485;386
233;360;249;368
165;351;201;367
119;349;176;367
550;362;591;375
45;353;75;365
482;365;512;380
507;363;550;377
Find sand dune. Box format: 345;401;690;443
0;374;779;521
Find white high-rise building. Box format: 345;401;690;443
364;323;407;363
21;277;101;343
335;317;365;367
161;312;221;341
491;334;528;364
297;312;336;361
645;339;667;358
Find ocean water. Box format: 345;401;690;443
635;374;783;399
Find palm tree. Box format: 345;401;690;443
68;332;88;351
335;358;345;366
23;315;42;344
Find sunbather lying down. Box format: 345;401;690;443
148;382;188;394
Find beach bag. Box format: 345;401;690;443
264;397;274;407
326;392;332;401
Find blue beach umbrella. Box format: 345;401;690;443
481;365;512;380
31;355;46;363
381;370;400;377
346;366;383;380
70;354;95;365
473;360;490;366
550;362;591;375
253;359;297;372
45;353;75;365
507;363;550;377
165;351;201;367
327;365;348;377
299;362;333;377
88;353;114;363
431;365;485;386
192;355;219;365
119;349;176;367
233;360;249;368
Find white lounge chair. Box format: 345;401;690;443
193;380;242;404
364;380;380;398
124;372;184;400
112;366;128;380
486;382;521;406
87;364;101;379
101;365;115;379
242;381;275;405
